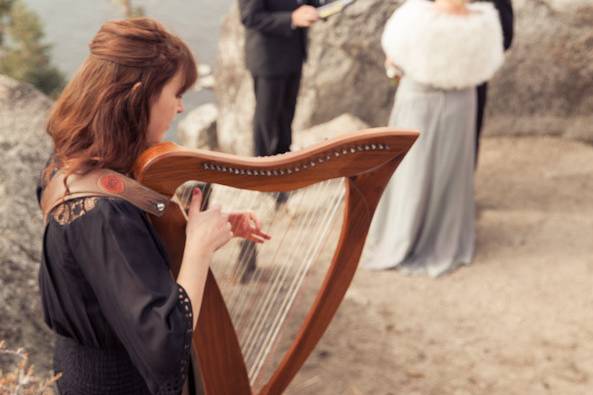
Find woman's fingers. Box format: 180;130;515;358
238;227;271;243
188;187;203;215
253;228;271;240
212;211;271;243
246;213;271;240
185;197;234;252
245;233;266;244
248;212;262;230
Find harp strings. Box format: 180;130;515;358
227;191;300;329
173;179;345;384
241;184;324;376
246;182;344;383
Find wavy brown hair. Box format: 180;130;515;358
46;17;197;181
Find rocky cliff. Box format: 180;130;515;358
214;0;593;155
0;75;53;371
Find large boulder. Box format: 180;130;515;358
214;0;593;155
177;103;219;150
0;75;53;372
291;113;369;151
488;0;593;141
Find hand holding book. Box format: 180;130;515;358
317;0;356;19
292;5;320;28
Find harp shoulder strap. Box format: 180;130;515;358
40;168;170;223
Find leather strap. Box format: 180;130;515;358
40;168;170;223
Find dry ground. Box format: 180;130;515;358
284;136;593;395
8;136;590;395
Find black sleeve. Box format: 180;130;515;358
238;0;295;37
492;0;514;50
67;199;193;395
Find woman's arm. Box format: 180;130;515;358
69;199;203;394
177;187;233;328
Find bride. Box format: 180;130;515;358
363;0;505;276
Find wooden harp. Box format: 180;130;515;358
133;128;417;394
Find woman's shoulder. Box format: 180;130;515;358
49;196;144;227
388;0;501;32
382;0;505;89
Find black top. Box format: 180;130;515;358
239;0;321;76
38;194;193;395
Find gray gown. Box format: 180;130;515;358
361;0;504;276
362;77;476;277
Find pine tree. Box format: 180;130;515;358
0;0;65;97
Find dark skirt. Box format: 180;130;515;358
53;335;151;395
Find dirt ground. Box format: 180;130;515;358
284;136;593;395
10;136;590;395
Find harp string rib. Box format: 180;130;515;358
229;188;301;338
245;180;343;381
240;186;316;371
249;182;344;382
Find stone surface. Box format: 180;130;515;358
487;0;593;141
291;113;369;151
177;103;219;149
214;3;254;155
0;75;53;372
214;0;593;155
283;135;593;395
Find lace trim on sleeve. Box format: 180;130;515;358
156;284;194;395
51;197;100;225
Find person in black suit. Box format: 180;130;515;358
239;0;320;161
475;0;513;164
430;0;514;164
237;1;320;280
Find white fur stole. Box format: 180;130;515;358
382;0;505;89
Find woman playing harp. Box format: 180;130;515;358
37;17;269;395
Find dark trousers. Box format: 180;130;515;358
475;82;488;166
252;72;302;156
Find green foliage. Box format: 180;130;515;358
0;0;65;97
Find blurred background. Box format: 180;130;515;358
1;1;592;394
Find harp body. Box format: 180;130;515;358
133;128;418;394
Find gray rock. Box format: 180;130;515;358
292;113;369;151
214;3;254;155
0;75;53;371
177;103;219;150
215;0;593;155
487;0;593;141
194;64;216;92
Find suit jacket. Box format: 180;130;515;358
492;0;514;51
239;0;320;77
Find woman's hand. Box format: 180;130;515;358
185;187;233;255
384;57;403;80
179;187;232;329
228;211;271;244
